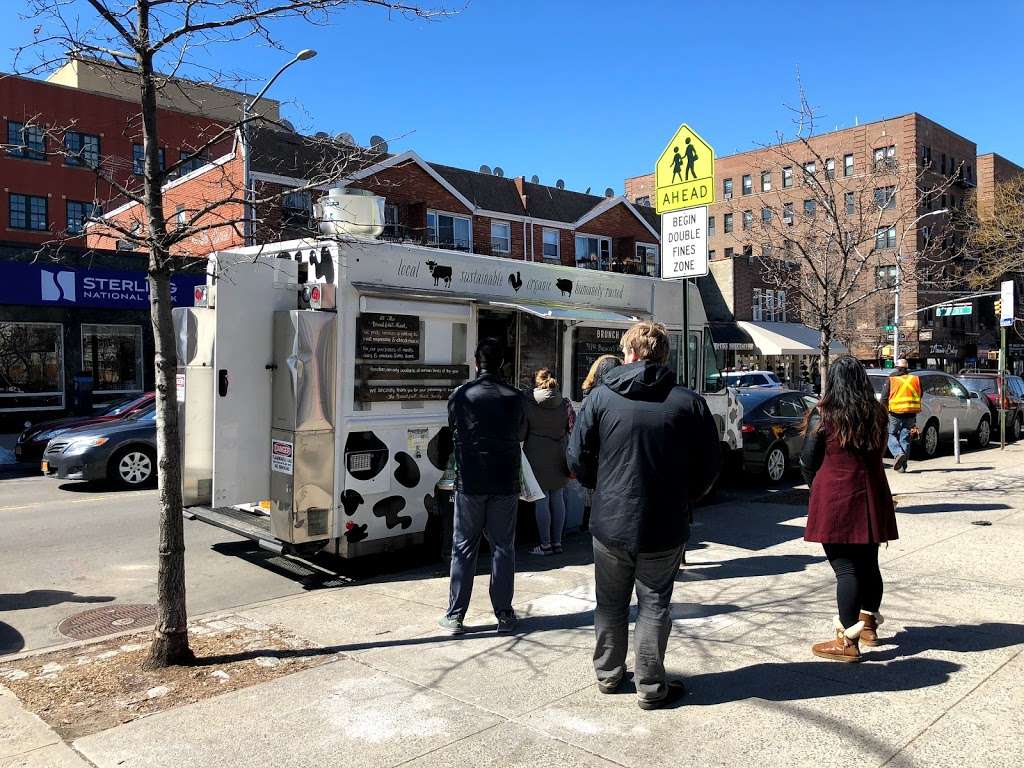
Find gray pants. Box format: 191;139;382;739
446;492;518;621
593;538;684;702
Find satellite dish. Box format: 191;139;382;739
584;186;591;195
556;179;565;190
479;164;492;175
280;119;295;131
493;166;505;178
336;131;356;146
369;134;389;153
530;174;539;184
314;131;330;139
604;187;614;198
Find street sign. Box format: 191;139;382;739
883;325;895;331
936;303;973;317
655;124;715;214
1001;280;1015;327
660;207;708;279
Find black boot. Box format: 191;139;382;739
581;506;591;533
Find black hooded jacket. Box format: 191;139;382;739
567;361;722;554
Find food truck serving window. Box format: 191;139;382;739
572;327;625;401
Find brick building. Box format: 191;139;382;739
627;113;995;372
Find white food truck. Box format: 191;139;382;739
173;192;741;558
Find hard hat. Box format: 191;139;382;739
896;358;909;368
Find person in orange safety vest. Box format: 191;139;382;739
880;359;921;473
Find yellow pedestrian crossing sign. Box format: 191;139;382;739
655;124;715;214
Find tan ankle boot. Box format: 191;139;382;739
811;617;864;663
859;610;884;646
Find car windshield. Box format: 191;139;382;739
960;377;998;395
868;375;887;394
103;393;149;416
765;373;782;384
125;406;156;422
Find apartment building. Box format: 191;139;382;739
627;113;987;371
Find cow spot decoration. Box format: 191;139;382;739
423;492;436;517
393;451;421;489
344;521;368;543
344;431;388;480
340;489;364;517
373;496;413;530
426;427;452;471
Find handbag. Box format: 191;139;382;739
519;445;546;503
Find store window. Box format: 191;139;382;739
542;228;560;262
81;324;144;393
0;322;64;411
572;326;624;400
518;312;562;391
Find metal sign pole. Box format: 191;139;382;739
1001;324;1007;450
682;277;690;387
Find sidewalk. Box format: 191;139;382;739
4;444;1023;768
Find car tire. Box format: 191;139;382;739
1011;415;1023;443
971;416;991;449
918;420;940;460
109;446;156;488
763;444;788;485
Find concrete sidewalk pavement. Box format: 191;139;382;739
5;444;1023;768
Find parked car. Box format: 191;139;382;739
14;392;154;464
737;389;817;483
722;370;784;389
867;369;992;458
42;404;157;488
957;372;1024;442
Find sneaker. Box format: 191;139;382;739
437;615;465;635
496;611;519;634
893;454;908;473
637;680;687;710
597;675;623;694
552;543;564;555
529;545;553;556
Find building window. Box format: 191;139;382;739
761;170;771;192
9;193;48;231
875;225;896;250
6;121;46;160
742;174;752;195
874;186;896;210
708;249;716;260
949;156;956;177
803;160;816;180
542;228;560;262
575;235;611;270
636;243;659;277
873;145;896;172
725;247;735;259
783;202;794;224
742;210;753;230
66;200;98;234
132;144;166;175
876;265;898;289
723;213;733;233
803;199;816;217
776;290;787;322
965;164;973;184
0;322;64;411
64;131;100;168
843;153;854;177
174;204;187;229
707;216;715;237
723;178;733;199
845;191;855;215
825;158;835;179
282;190;312;229
81;325;144;394
753;288;763;321
177;150;209;176
382;203;400;238
427;211;472;251
762;207;772;224
634;195;650;207
782;166;793;188
490;220;511;253
921;145;932;167
742;244;753;263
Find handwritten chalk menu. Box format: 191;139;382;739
572;326;625;400
356;313;420;361
357;384;456;402
356;363;469;381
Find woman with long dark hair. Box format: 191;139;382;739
800;356;898;662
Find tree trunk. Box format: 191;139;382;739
818;327;832;394
144;266;193;668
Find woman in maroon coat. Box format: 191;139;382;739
800;356;898;663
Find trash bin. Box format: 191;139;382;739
428;457;457;563
72;372;94;415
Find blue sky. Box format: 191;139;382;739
4;1;1023;195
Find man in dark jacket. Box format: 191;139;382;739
567;321;721;709
438;337;527;636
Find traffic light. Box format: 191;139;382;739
995;299;1002;316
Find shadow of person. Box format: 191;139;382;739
894;502;1010;514
0;621;25;655
677;553;824;582
0;590;115;611
868;623;1024;661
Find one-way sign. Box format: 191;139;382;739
660;207;708;279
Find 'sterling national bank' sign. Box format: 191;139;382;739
0;262;205;310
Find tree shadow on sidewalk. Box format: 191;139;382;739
894;502;1010;515
677;553;825;582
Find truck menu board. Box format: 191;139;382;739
573;327;625;400
356;313;420;361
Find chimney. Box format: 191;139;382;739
514;176;528;210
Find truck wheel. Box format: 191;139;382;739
109;446;156;488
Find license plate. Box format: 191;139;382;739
40;460;48;473
14;445;22;458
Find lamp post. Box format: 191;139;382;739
892;208;948;362
242;48;317;245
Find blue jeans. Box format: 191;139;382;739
534;489;566;548
887;413;917;458
446;492;518;621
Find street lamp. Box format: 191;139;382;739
242;49;318;245
892;208;948;362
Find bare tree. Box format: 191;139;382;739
15;0;446;668
727;88;958;377
953;174;1024;290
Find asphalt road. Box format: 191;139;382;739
0;474;313;656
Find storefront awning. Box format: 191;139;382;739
736;321;848;356
489;302;639;324
708;321;755;351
